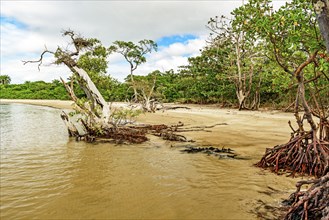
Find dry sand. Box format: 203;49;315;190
138;104;296;160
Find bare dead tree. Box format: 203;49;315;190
22;30;212;143
207;16;263;110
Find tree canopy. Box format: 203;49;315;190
0;75;11;85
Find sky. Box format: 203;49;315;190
0;1;286;84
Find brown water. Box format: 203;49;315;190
0;104;299;219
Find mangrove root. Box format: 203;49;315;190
283;172;329;220
256;130;329;177
63;118;222;143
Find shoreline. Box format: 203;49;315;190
0;99;74;110
1;98;296;152
0;98;294;123
0;98;289;113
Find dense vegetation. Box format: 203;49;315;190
0;76;132;101
0;80;69;100
1;0;328;111
1;65;326;110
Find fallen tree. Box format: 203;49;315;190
23;30;221;143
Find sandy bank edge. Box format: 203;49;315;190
0;99;294;119
0;99;74;110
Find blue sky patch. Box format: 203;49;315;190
156;34;197;47
0;16;27;29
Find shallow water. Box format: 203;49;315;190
0;104;297;219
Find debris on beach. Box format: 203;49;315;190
181;146;239;159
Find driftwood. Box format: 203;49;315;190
126;122;227;143
181;146;238;159
162;106;191;110
60;111;80;137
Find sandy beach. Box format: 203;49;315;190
1;98;296;157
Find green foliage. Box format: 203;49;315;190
108;40;157;70
231;0;328;108
0;80;70;100
0;75;11;85
234;0;325;71
110;108;143;126
108;39;158;101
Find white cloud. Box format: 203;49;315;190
1;1;242;42
1;57;71;84
0;1;248;83
1;23;62;57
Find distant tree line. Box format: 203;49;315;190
1;0;328;110
1;64;327;109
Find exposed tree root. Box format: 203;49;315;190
129;122;192;142
153;132;191;142
73;119;149;143
64;120;224;143
282;172;329;220
256;119;329;219
127;122;227;143
256;116;329;178
256;131;329;177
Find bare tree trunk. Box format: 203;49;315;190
293;52;319;131
296;73;317;131
251;74;261;110
236;90;245;110
130;65;138;102
71;66;111;124
140;76;158;112
235;35;246;110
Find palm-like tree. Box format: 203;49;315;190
0;75;11;85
